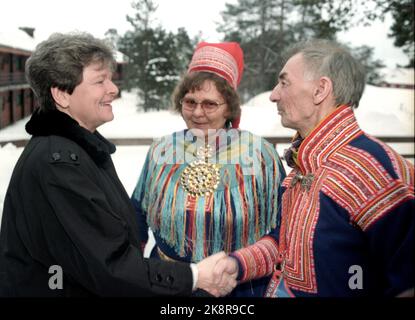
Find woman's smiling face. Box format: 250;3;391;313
181;80;230;136
65;62;119;132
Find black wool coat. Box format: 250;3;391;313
0;108;193;297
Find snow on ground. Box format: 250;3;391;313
1;85;414;226
380;67;414;86
356;85;414;136
99;90;187;138
240;85;414;137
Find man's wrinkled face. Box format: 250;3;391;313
269;53;317;134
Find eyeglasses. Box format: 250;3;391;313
180;98;226;113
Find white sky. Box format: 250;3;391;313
1;0;236;41
1;0;411;68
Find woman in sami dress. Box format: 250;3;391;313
131;42;286;297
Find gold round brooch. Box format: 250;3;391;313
180;145;221;197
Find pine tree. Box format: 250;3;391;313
218;0;296;100
218;0;396;98
292;0;356;40
116;0;196;111
389;1;414;67
117;0;159;110
364;0;414;67
174;28;198;78
349;45;386;85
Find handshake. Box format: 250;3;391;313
195;251;239;297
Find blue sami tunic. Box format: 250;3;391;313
232;105;414;297
131;129;285;297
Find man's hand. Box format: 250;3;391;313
196;252;238;297
213;255;238;291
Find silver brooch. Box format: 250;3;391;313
290;172;315;191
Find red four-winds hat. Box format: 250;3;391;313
187;42;244;90
187;42;244;128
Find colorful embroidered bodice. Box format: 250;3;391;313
132;129;285;262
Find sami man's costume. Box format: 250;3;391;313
231;105;414;297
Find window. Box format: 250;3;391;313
17;90;23;107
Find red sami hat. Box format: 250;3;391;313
187;42;244;128
188;42;244;89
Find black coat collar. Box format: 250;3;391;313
26;108;116;165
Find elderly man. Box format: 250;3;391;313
214;39;414;297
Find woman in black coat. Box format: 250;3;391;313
0;32;236;297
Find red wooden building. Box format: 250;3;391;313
0;28;36;129
377;67;415;90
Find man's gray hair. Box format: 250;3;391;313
284;39;366;108
25;32;116;111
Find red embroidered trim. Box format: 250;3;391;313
232;236;278;282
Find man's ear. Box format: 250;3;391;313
313;76;332;105
50;87;70;109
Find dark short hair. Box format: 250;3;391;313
172;72;241;128
25;32;116;111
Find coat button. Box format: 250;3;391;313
70;153;78;161
52;152;61;161
155;274;163;282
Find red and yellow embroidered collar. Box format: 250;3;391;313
296;105;363;174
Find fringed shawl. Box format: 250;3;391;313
132;129;285;262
